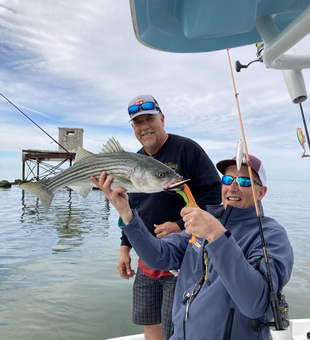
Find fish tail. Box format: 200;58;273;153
19;181;54;212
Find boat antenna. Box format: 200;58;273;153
0;92;74;158
226;49;286;331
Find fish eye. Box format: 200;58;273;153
158;172;165;178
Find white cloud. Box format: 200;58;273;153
0;0;309;182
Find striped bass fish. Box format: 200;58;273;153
19;137;184;212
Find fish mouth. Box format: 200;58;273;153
164;178;191;191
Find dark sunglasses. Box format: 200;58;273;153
222;175;262;187
128;101;160;115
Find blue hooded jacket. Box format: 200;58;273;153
121;202;294;340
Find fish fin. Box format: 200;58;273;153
110;178;142;192
75;147;94;163
68;186;93;198
101;137;124;154
19;181;54;212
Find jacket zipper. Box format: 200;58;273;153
222;308;235;340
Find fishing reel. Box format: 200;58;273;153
251;293;290;332
235;43;264;72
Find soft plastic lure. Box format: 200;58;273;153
235;139;244;190
177;183;198;243
297;128;306;158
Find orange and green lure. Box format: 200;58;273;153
177;183;198;243
297;127;307;158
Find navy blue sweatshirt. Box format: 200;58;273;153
121;134;222;247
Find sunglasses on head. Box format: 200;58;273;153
222;175;262;187
128;101;160;115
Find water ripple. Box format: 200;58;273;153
0;181;309;339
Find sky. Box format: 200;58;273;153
0;0;310;183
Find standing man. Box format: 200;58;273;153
91;154;294;340
118;95;221;340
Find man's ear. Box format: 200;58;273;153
160;112;165;126
257;186;267;201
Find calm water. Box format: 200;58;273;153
0;180;309;340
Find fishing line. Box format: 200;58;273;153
1;95;47;141
0;92;74;158
226;49;285;331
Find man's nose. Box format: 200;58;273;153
229;179;240;191
140;120;150;128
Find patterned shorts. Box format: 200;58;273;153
132;266;177;340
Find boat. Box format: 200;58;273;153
106;334;144;340
106;1;310;340
270;319;310;340
129;0;310;104
106;335;144;340
105;320;310;340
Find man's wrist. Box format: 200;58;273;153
120;208;134;225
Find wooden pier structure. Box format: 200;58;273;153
22;150;76;181
21;127;83;181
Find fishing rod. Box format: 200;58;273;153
226;49;287;331
0;92;75;158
